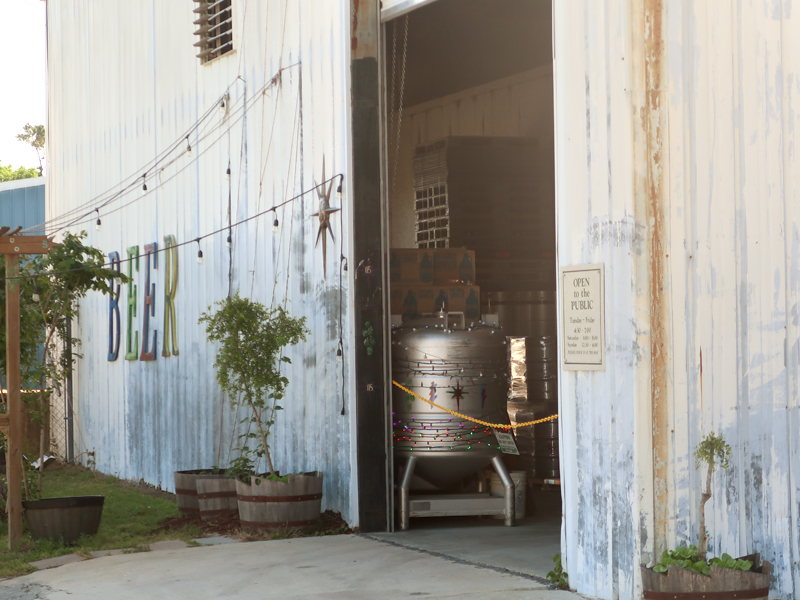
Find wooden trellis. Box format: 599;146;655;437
0;228;56;550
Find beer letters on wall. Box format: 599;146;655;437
108;234;179;362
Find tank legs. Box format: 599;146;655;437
399;456;417;531
491;455;516;527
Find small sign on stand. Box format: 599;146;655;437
561;263;605;371
494;430;520;455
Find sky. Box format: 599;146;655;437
0;0;47;171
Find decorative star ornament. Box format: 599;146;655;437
311;157;340;279
447;382;467;412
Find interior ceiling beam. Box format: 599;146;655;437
381;0;440;22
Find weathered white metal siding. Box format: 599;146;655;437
662;2;800;598
554;2;649;599
555;1;800;599
45;0;360;524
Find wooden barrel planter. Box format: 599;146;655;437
235;471;323;531
641;554;771;600
196;476;238;520
174;469;230;515
23;496;105;545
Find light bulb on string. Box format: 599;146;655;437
226;163;231;180
141;174;148;196
336;175;344;198
272;210;279;232
219;94;228;116
186;136;193;158
226;233;232;248
32;281;40;303
95;209;102;231
196;238;204;264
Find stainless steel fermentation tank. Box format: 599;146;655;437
391;313;516;528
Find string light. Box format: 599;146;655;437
219;94;228;116
196;238;203;264
95;209;102;231
272;210;279;232
32;280;40;303
141;174;148;196
226;233;232;248
336;174;344;198
186;135;193;158
226;162;231;180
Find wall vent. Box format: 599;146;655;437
193;0;233;64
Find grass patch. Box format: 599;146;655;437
0;463;201;577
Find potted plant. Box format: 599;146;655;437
173;466;238;519
641;432;771;599
0;232;127;543
199;293;315;531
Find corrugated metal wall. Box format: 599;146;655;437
45;0;359;524
0;178;45;231
554;1;799;598
662;1;799;598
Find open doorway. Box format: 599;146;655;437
377;0;562;579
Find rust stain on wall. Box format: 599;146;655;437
351;0;377;58
643;0;670;558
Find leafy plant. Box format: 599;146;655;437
653;546;711;575
653;547;753;576
710;553;753;572
694;431;732;560
199;293;308;475
0;231;127;494
652;433;750;577
546;553;569;589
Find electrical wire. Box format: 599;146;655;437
24;64;300;236
2;174;343;284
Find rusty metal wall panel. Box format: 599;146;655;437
45;0;359;525
555;1;799;599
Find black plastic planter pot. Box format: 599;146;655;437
23;495;105;544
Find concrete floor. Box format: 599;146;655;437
0;534;579;600
371;486;563;580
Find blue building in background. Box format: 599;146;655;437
0;177;45;231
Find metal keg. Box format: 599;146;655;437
392;313;508;489
483;290;557;338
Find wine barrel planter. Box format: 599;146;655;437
196;476;238;520
236;471;323;531
174;469;229;515
641;554;771;600
23;496;105;545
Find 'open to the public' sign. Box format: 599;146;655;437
561;263;605;371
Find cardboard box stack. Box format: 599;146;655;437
390;248;480;320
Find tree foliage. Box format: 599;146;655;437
16;124;46;175
694;431;732;560
0;231;128;494
199;294;308;475
0;162;39;183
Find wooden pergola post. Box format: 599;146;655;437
0;229;55;550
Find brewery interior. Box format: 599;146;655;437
379;0;562;578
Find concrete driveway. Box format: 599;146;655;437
0;535;583;600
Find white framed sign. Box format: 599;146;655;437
561;263;605;371
493;430;520;455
